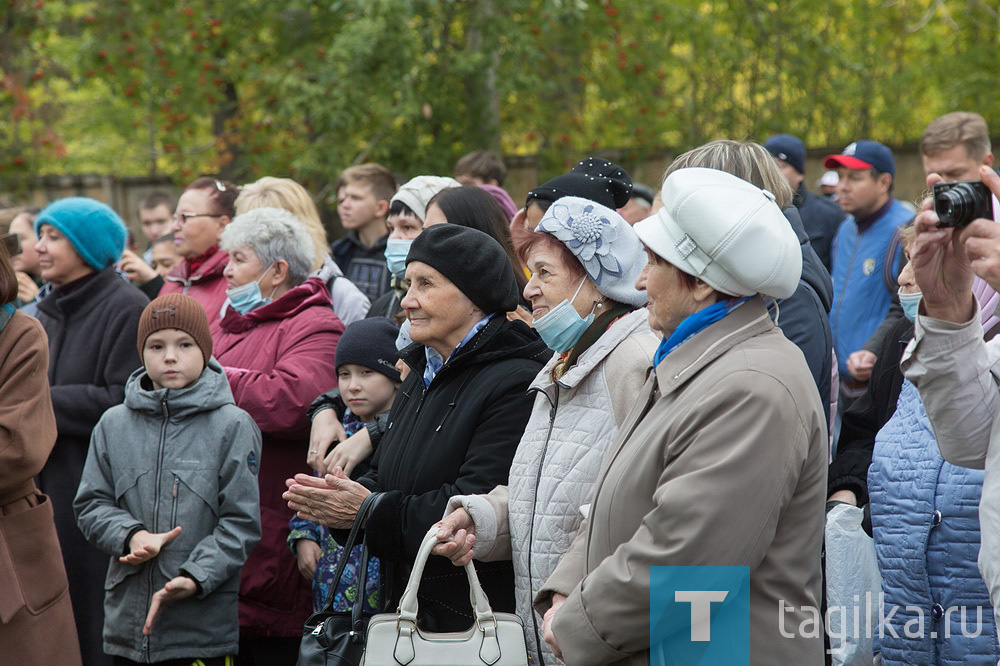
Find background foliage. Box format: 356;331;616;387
2;0;998;200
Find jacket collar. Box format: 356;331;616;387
654;295;774;398
530;308;651;391
36;267;121;320
165;248;229;285
399;315;549;381
219;276;333;333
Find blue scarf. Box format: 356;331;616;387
653;297;750;367
0;303;14;334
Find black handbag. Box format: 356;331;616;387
296;491;384;666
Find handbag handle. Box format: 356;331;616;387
396;524;495;629
319;490;383;613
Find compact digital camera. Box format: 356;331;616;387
933;180;994;228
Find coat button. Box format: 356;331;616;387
932;603;944;621
932;510;942;527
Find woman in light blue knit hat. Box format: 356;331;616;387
32;196;150;666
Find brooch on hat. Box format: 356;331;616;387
538;201;623;286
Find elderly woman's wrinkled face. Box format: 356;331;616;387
635;247;708;337
223;245;273;290
522;244;601;321
898;246;918;294
171;188;229;259
401;261;480;354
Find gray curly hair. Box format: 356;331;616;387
220;207;316;286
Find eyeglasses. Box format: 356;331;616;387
172;211;228;224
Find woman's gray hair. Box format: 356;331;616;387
220;207;316;286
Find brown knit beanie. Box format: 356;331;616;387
137;293;213;365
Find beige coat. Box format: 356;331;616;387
535;297;827;665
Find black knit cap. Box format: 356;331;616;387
527;157;633;209
335;317;401;382
405;224;519;314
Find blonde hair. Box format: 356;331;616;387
236;177;327;271
920;112;991;161
664;139;795;210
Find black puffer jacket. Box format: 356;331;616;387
350;315;548;631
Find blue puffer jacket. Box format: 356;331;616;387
830;200;910;377
868;380;999;665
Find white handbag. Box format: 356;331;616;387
360;525;529;666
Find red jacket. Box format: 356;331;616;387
160;249;230;335
215;277;344;635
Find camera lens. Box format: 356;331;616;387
937;183;976;227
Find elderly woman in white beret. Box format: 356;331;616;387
534;168;828;665
433;197;657;664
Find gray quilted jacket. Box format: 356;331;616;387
74;359;262;663
448;309;656;664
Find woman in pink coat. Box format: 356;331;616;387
214;207;344;665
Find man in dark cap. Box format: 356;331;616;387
517;157;633;230
765;134;845;271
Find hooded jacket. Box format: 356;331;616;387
447;309;657;664
74;360;262;663
213;276;344;636
536;297;827;665
350;316;549;632
35;266;148;666
160;249;230;333
776;207;834;418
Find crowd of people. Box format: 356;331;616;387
2;110;1000;666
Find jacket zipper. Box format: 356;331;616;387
170;475;179;529
526;384;559;663
832;232;861;348
143;393;170;660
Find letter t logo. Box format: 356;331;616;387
675;590;729;641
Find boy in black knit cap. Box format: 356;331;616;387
288;317;401;611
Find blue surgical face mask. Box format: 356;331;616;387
533;277;597;353
898;287;922;322
226;265;275;315
385;238;413;279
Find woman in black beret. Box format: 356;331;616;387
284;224;549;631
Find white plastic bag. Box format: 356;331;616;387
825;503;883;665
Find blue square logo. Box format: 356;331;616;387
650;566;751;665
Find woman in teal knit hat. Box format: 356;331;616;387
32;196;149;666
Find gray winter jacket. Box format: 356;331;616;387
74;359;262;663
314;253;371;325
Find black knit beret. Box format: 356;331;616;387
405;224;519;314
527;157;633;209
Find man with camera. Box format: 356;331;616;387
903;136;1000;633
825;141;912;410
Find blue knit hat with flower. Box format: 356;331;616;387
536;196;647;308
35;197;128;270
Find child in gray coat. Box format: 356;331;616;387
75;294;262;665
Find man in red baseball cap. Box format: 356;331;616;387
824;140;913;411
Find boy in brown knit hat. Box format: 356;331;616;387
74;293;263;665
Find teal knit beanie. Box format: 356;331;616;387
35;197;128;270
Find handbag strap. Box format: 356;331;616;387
396;524;495;628
318;490;383;612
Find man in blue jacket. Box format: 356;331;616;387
826;140;912;409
